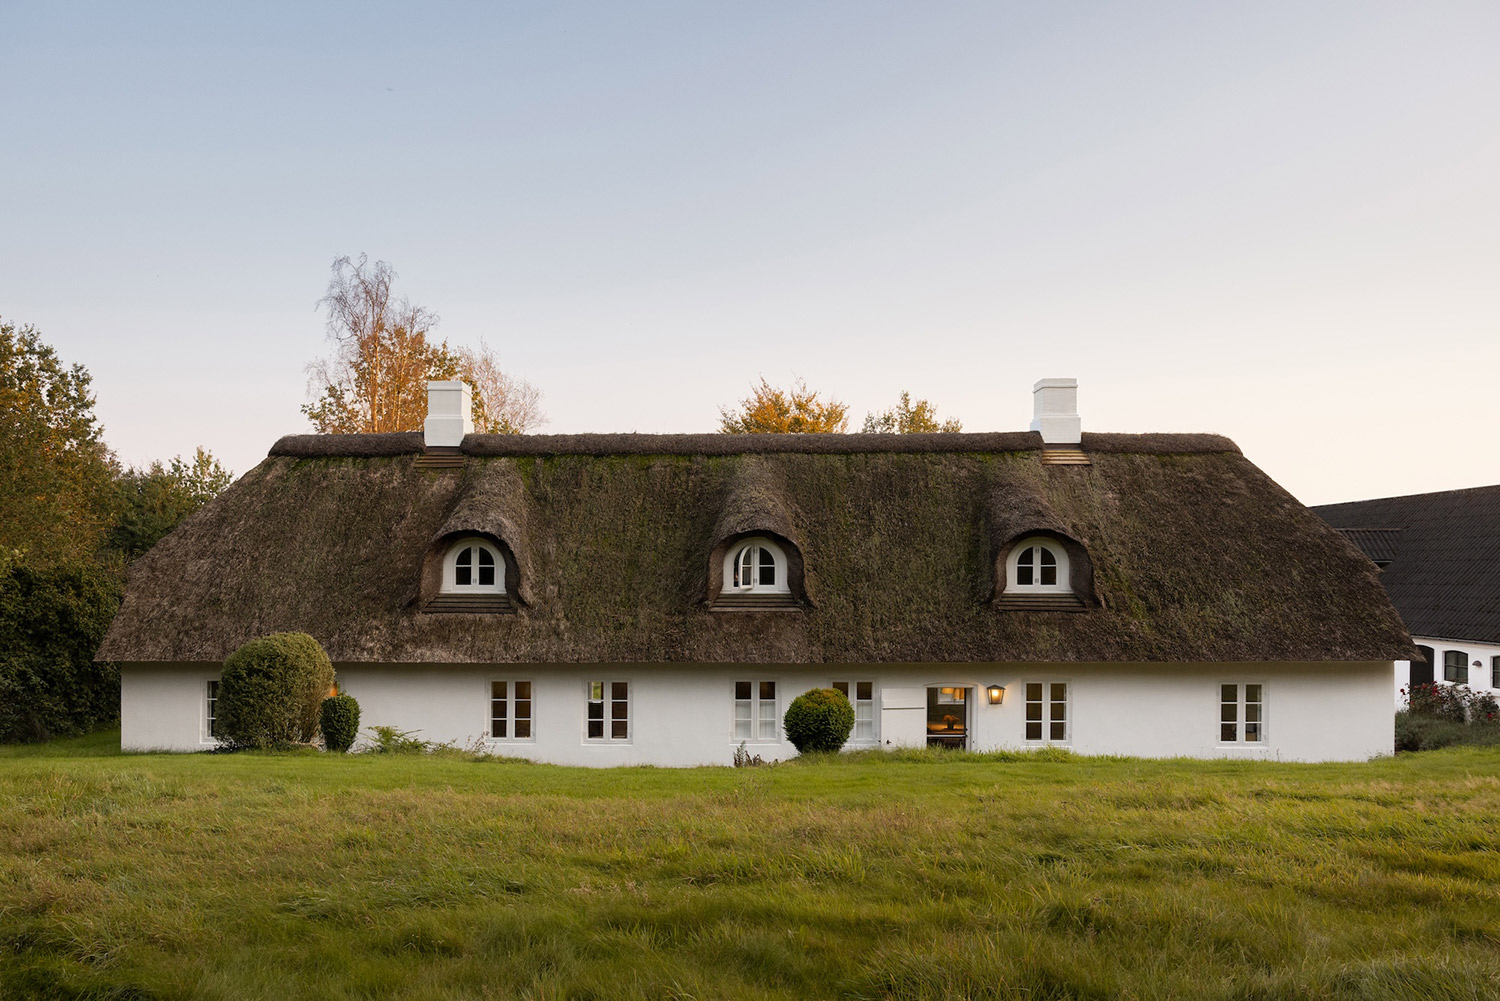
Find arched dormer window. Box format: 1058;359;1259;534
443;537;505;594
722;537;790;595
1004;537;1071;595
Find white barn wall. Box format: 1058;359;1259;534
1396;637;1500;708
121;661;1394;764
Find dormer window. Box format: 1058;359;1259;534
722;537;790;595
444;537;505;594
1004;538;1071;595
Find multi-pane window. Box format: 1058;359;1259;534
735;681;778;740
1016;546;1057;586
490;681;533;740
1006;539;1070;594
1444;650;1469;685
1492;657;1499;690
456;546;496;587
735;546;777;588
206;680;219;740
1025;682;1068;742
1220;683;1264;743
445;537;504;592
587;681;630;740
726;538;788;593
833;681;876;742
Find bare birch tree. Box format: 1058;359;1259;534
302;256;544;434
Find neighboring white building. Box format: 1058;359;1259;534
100;381;1414;764
1315;486;1500;708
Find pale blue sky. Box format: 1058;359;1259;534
4;1;1497;504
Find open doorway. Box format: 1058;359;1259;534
926;686;970;749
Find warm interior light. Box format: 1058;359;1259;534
986;684;1005;705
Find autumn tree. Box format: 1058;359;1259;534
109;447;233;560
0;318;117;563
718;378;849;434
303;256;544;434
861;391;962;433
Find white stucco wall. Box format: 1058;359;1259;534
121;663;224;751
120;660;1394;764
1396;636;1500;708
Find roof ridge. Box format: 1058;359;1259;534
268;430;1240;459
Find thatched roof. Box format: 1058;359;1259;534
1315;484;1500;645
100;431;1414;665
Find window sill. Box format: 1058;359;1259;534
995;593;1085;612
424;593;516;614
710;592;799;612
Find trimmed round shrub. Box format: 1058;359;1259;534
783;688;855;754
319;693;361;752
216;632;335;749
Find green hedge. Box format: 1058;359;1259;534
783;688;855;754
216;633;335;749
0;559;123;742
319;693;361;752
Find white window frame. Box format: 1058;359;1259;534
204;679;220;744
1219;681;1266;744
1443;650;1469;685
722;537;791;594
832;680;878;744
488;679;535;743
1004;538;1071;595
585;679;631;742
733;679;780;742
1023;680;1070;743
443;536;506;594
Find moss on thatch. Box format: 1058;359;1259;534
100;433;1413;666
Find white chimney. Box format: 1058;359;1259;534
1030;378;1080;444
424;380;473;448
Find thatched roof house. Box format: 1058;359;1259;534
106;381;1411;764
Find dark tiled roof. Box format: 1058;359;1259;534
1314;485;1500;644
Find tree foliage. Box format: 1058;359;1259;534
862;391;962;433
718;378;849;434
303;255;544;435
0;557;124;742
0;319;236;743
216;633;336;750
109;448;233;560
0;318;117;564
456;340;545;434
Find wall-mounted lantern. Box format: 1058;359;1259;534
986;684;1005;705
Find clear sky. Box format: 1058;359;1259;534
4;1;1497;505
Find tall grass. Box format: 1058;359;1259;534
2;735;1498;1000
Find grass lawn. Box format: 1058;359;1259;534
3;733;1499;1000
